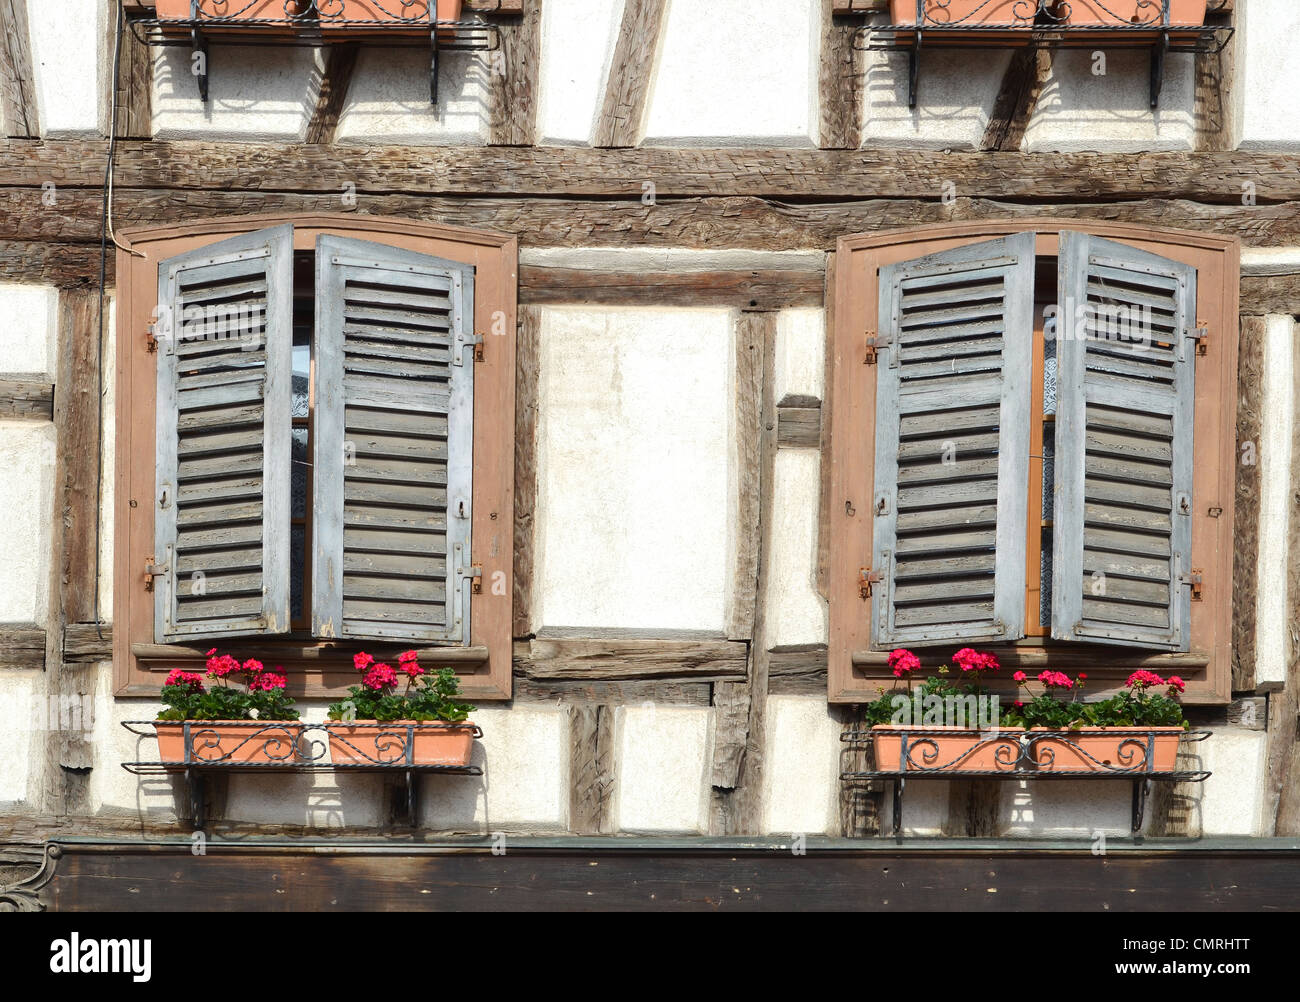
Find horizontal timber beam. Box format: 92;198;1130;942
514;638;748;681
0;376;51;419
0;141;1296;202
5;190;1300;254
0;626;44;669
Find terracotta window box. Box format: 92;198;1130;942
155;0;465;36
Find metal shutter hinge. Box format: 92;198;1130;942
1187;321;1209;356
864;332;893;365
454;331;485;365
859;567;882;600
459;565;483;594
1179;568;1204;601
144;557;168;592
145;322;159;353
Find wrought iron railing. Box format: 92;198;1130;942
841;727;1212;842
854;0;1234;108
123;720;484;828
134;1;502;104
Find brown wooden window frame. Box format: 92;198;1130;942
827;219;1239;706
113;213;518;701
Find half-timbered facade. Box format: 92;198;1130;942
1;0;1299;909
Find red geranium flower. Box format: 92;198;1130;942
353;651;375;672
361;664;399;692
1126;670;1165;690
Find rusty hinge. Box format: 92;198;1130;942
1189;320;1209;356
145;321;159;353
144;557;168;592
1179;568;1205;601
864;331;892;365
459;565;483;595
455;331;485;365
859;567;883;600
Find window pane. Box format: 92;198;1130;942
292;336;310;419
290;522;305;623
291;426;309;520
1043;333;1057;417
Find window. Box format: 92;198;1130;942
827;222;1239;705
114;215;517;700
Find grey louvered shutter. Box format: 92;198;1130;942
154;224;294;641
871;232;1035;647
312;235;475;645
1051;232;1196;651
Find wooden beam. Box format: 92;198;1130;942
512;675;711;705
512;306;539;639
592;0;666;148
709;680;752;790
6;188;1300;254
62;623;112;664
819;0;866;150
0;376;51;419
777;405;821;448
1233;317;1267;693
831;0;888;11
112;10;153;141
981;48;1049;153
0;626;44;670
1240;273;1300;315
1;141;1298;202
487;0;541;146
519;265;824;310
514;638;749;681
1270;326;1300;835
568;704;615;834
0;0;36;139
712;312;776;834
726;313;765;641
304;42;358;146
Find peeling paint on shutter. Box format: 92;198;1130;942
1052;231;1196;652
154;224;294;641
872;232;1035;647
312;235;475;645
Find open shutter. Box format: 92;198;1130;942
154;224;294;641
312;235;475;645
1051;232;1196;651
871;232;1035;647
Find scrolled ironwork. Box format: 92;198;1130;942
178;0;439;23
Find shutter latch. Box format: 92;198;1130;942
859;567;882;600
1186;321;1209;356
1178;568;1204;601
143;557;168;592
145;322;159;354
864;332;892;365
458;565;483;595
454;331;485;366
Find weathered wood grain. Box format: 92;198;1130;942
1240;273;1300;315
6;189;1300;252
777;405;821;448
710;680;752;790
836;705;878;837
519;265;824;310
514;638;749;681
0;1;36;138
1270;326;1300;835
305;43;358;145
819;0;865;150
62;623;112;664
1;141;1297;202
512;675;712;705
512;306;539;639
113;9;153;140
817;259;834;601
715;312;777;835
568;704;614;834
768;646;829;695
0;377;52;419
488;0;540;146
981;48;1049;153
0;626;44;670
592;0;666;148
1233;317;1266;692
1227;696;1266;730
727;313;765;641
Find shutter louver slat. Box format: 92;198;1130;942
872;233;1035;648
154;224;294;641
1052;231;1197;652
313;235;475;645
